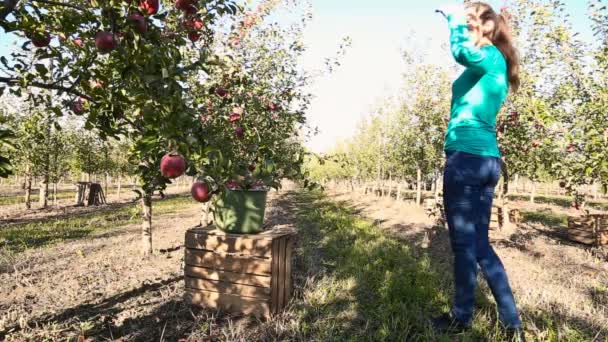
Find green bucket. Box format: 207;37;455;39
212;188;268;234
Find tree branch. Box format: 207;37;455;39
0;0;19;21
31;0;84;11
0;76;93;101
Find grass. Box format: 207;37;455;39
0;191;74;206
0;195;194;254
288;190;525;341
508;194;608;211
519;210;569;228
281;189;604;341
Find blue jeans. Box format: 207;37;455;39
443;150;521;328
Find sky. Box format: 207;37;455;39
297;0;595;153
0;0;596;153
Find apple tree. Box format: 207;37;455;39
0;0;242;255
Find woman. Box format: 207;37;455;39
432;2;524;340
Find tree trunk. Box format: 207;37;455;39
105;173;109;200
416;167;422;207
434;174;441;203
396;182;402;202
201;202;212;227
24;171;32;210
53;183;57;206
530;182;536;204
141;192;153;256
116;176;122;201
39;181;48;208
593;183;599;200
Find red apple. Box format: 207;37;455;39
175;0;194;11
229;113;241;123
248;165;256;172
225;181;241;190
188;31;200;42
567;144;576;153
73;37;83;47
30;32;51;48
71;99;85;114
184;17;204;30
559;181;567;188
215;87;227;97
160;153;186;178
90;80;105;88
95;32;117;53
139;0;160;15
268;102;280;112
191;181;212;202
235;126;244;139
128;13;147;34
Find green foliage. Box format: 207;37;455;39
185;2;316;192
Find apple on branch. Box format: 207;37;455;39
160;153;186;179
95;32;118;54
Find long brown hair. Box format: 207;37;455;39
469;2;520;92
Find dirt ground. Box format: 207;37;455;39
0;186;299;341
327;188;608;338
1;184;607;341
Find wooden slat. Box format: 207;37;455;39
185;249;271;275
284;236;294;308
185;289;270;317
277;236;286;310
185;231;272;257
567;234;597;245
270;238;280;314
185;277;270;299
598;232;608;246
189;226;297;240
567;228;595;238
185;265;271;288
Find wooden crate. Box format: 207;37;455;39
184;225;297;317
567;214;608;246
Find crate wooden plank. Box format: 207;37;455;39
270;238;280;313
186;289;270;317
599;231;608;246
284;236;294;307
277;236;286;310
567;234;597;245
185;265;271;288
185;249;271;275
185;231;272;257
185;277;270;299
567;229;595;238
189;226;297;240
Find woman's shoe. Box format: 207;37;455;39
505;327;526;342
430;313;471;334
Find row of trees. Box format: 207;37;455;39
0;107;135;208
307;0;608;214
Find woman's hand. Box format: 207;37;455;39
435;3;466;21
